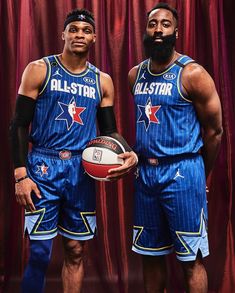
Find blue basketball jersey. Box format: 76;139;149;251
133;55;203;157
30;55;101;151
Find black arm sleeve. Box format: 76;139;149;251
97;106;132;152
9;95;36;168
97;106;117;135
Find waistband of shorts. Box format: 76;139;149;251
138;152;200;166
32;147;82;160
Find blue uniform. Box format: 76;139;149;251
25;55;101;240
132;55;209;261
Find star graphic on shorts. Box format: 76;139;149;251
137;97;161;131
55;97;86;130
36;163;49;177
175;209;208;257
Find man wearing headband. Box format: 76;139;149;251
64;11;96;31
10;8;137;292
128;3;222;292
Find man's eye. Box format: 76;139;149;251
149;23;156;28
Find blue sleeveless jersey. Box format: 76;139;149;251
133;55;203;157
30;55;101;151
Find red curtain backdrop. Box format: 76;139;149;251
1;0;235;292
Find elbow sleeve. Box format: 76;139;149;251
96;106;132;152
97;106;117;135
9;95;36;167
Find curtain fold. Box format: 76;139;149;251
1;1;234;292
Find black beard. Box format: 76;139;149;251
143;31;176;63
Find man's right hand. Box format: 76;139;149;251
15;170;41;212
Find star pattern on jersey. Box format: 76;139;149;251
137;97;161;131
36;163;49;177
55;97;86;130
175;209;207;257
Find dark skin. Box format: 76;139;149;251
129;9;223;179
128;8;223;293
15;21;137;211
14;20;137;293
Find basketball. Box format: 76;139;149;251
82;136;125;181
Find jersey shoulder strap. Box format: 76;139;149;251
174;55;196;68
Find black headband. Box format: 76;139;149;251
64;14;95;30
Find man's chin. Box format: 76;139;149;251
143;31;176;61
150;48;174;63
72;48;88;55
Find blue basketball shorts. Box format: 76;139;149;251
132;154;209;261
24;147;96;241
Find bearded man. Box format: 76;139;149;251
128;3;223;293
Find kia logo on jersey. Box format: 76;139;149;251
83;77;96;85
163;73;176;80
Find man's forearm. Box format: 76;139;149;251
201;129;223;178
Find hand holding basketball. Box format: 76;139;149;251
82;136;125;181
82;136;138;181
106;151;138;180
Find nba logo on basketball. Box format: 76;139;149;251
82;136;125;181
92;148;102;162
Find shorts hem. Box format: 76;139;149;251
132;246;174;256
58;231;96;241
27;232;57;240
176;250;209;261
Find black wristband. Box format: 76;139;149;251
15;175;28;183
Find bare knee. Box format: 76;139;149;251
142;255;167;293
181;257;204;278
180;256;208;293
63;238;85;266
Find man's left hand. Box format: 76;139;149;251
106;151;138;180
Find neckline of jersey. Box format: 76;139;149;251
54;54;90;77
147;54;184;76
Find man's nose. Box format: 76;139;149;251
153;28;163;38
75;30;85;38
154;24;163;33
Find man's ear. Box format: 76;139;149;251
62;32;65;41
175;28;179;39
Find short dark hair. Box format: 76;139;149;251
147;2;178;26
64;8;95;31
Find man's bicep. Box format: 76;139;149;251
100;72;114;107
184;65;222;130
193;86;222;132
18;60;46;99
128;66;138;92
